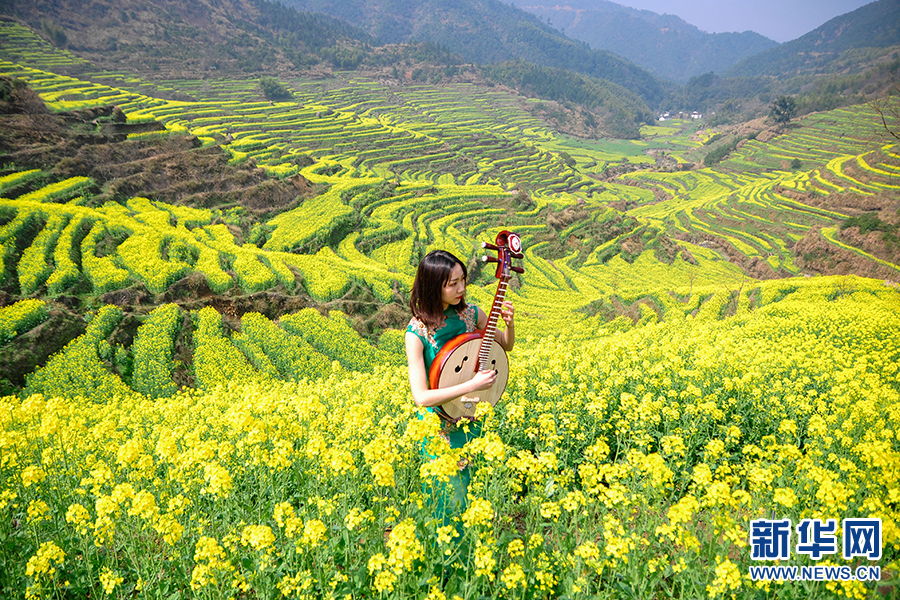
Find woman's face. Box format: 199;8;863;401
441;263;466;309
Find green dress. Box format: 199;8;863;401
407;304;483;523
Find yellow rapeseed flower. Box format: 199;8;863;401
462;498;494;529
370;460;395;487
202;463;233;498
25;541;65;577
26;500;50;524
420;453;460;484
501;563;526;589
345;508;372;531
575;540;600;562
241;524;275;551
99;567;123;595
386;519;423;575
773;487;797;508
539;501;561;522
128;490;159;521
373;570;396;594
65;503;91;535
21;465;46;487
705;556;741;598
300;519;327;547
473;543;496;581
507;539;525;558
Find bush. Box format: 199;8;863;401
770;95;797;125
41;19;67;48
841;212;898;243
259;76;292;101
703;138;741;167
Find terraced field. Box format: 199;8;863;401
0;20;897;309
621;108;900;276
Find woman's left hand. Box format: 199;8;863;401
500;300;514;327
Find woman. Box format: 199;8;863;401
405;249;514;520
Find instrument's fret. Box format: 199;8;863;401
477;275;511;370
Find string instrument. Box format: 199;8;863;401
428;230;524;421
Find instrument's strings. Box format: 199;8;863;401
478;279;508;370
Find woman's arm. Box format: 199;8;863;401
405;332;497;408
477;302;514;352
499;301;514;351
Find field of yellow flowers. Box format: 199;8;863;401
1;275;898;599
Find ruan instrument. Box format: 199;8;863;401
428;230;524;421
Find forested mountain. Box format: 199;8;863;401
0;0;658;136
665;0;900;122
507;0;778;84
4;0;896;130
0;0;376;76
279;0;673;108
727;0;900;78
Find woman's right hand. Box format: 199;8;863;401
470;369;498;391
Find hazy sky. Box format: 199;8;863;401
605;0;875;42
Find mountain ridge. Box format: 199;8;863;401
279;0;673;107
727;0;900;77
0;0;376;76
508;0;778;83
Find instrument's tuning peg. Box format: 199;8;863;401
482;241;499;251
482;255;500;264
511;266;525;273
510;251;524;259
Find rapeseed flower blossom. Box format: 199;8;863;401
21;465;45;487
462;498;494;529
386;519;423;575
241;524;275;551
473;542;496;581
706;556;742;598
0;276;897;598
420;453;461;483
99;567;123;595
344;508;372;531
300;519;327;547
27;500;50;524
501;562;526;589
25;541;65;577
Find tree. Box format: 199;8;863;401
258;76;292;101
41;19;67;48
770;95;796;126
869;81;900;142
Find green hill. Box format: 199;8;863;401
0;0;376;76
0;0;658;137
508;0;778;84
727;0;900;78
279;0;674;108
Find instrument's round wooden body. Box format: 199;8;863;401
428;331;509;421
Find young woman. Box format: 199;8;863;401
405;249;514;519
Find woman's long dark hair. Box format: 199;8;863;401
410;250;468;331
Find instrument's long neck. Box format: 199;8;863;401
478;276;509;370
